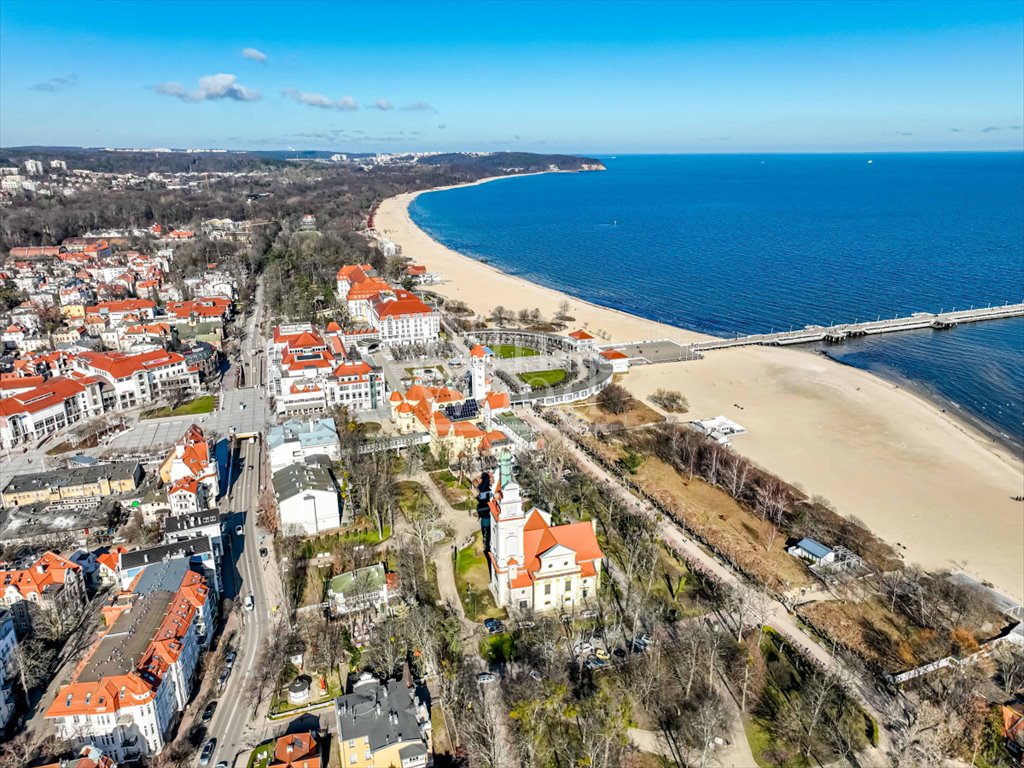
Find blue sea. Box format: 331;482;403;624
410;154;1024;450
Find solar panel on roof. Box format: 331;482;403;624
444;400;479;422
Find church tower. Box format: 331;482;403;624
489;449;526;604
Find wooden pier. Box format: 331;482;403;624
694;302;1024;352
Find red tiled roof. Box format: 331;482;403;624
0;551;81;600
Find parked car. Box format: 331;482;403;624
528;669;543;682
201;700;217;722
584;655;607;671
517;621;536;630
199;738;216;766
573;642;594;656
612;647;627;659
218;670;229;689
234;525;244;536
477;672;497;684
215;762;229;768
483;618;505;634
259;547;268;557
244;595;255;611
225;651;237;665
593;648;610;661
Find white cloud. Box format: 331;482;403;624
282;88;358;110
153;73;260;102
242;47;268;63
31;73;77;92
371;98;394;111
400;101;435;112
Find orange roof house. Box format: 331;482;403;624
269;732;322;768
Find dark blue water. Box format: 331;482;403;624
410;154;1024;448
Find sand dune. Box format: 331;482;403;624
376;179;1024;602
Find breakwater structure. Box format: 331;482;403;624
693;302;1024;352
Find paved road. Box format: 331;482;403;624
207;437;279;766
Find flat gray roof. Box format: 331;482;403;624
3;462;140;494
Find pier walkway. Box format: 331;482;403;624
693;302;1024;352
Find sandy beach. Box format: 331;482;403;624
377;176;1024;603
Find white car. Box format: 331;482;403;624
234;525;243;536
573;642;594;656
244;595;254;611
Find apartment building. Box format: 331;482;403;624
334;674;432;768
0;609;18;731
0;462;142;507
0;551;89;636
46;561;212;762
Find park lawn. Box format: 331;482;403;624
479;632;516;663
430;470;474;508
491;343;539;359
517;368;567;388
269;669;343;717
570;396;664;429
247;741;275;768
626;452;811;592
745;628;874;766
396;481;427;518
455;532;505;623
140;395;216;420
297;520;392;558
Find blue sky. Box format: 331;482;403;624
1;0;1022;153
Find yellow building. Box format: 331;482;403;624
61;303;87;320
334;674;431;768
0;462;142;507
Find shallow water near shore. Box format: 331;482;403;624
410;153;1024;447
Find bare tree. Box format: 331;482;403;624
406;498;442;574
11;636;56;693
596;383;632;415
460;673;511;768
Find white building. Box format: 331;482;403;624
488;452;603;612
73;349;201;410
327;563;397;616
23;159;43;175
787;538;836;566
46;561;212;763
272;459;341;536
369;290;440;345
267;418;341;472
0;610;18;732
0;375;105;450
269;325;385;416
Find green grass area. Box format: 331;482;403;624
491;344;539;359
297;520;392;558
269;670;343;717
396;481;427;517
516;368;568;388
744;627;873;767
246;740;275;768
454;532;506;623
140;395;216;420
479;633;516;664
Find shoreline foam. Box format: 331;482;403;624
376;174;1024;602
